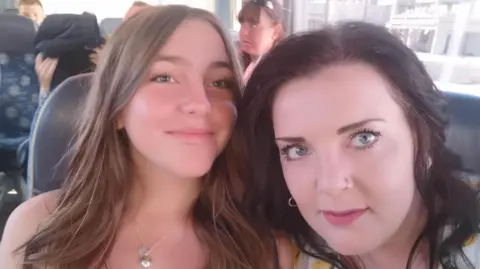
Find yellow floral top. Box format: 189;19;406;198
294;235;480;269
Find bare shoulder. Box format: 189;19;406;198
276;233;295;269
0;191;59;268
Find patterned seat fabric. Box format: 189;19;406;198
0;53;39;150
0;14;38;175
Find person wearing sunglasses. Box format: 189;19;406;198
238;0;285;82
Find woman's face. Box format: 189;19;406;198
119;19;237;180
272;62;423;255
239;8;278;57
19;4;45;25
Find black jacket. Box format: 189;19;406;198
34;12;104;89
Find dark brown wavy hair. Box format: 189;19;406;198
19;5;274;269
238;21;480;269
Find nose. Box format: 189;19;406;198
239;24;250;39
313;151;350;196
180;82;212;116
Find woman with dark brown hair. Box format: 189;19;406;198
238;0;284;82
239;22;480;269
0;5;278;269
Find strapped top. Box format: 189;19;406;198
294;234;480;269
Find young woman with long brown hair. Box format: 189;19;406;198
0;5;279;269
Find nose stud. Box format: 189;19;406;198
342;178;353;190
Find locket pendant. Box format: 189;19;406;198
140;255;152;268
138;246;152;268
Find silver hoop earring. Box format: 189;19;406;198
288;197;297;207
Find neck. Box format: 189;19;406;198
126;152;202;223
250;54;261;63
359;194;429;269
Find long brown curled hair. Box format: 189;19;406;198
19;5;274;269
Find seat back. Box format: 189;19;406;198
4;8;19;14
0;14;38;170
99;17;122;37
28;73;92;196
445;91;480;174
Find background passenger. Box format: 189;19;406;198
238;0;284;82
17;0;45;26
239;21;480;269
34;12;104;90
34;54;57;105
90;1;153;66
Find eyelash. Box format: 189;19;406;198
349;128;382;150
150;74;235;91
278;128;382;161
151;74;173;83
350;128;381;138
279;144;308;162
210;79;235;91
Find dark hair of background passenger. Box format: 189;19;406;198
237;0;284;69
238;21;480;269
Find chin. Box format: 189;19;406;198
176;166;213;179
172;158;217;179
241;47;254;55
326;236;380;256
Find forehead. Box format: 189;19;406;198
159;19;229;64
273;62;405;132
19;4;42;12
239;5;273;25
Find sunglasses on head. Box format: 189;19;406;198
249;0;274;9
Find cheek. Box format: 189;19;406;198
281;160;317;206
211;101;235;140
248;31;264;47
256;33;270;47
121;87;174;133
355;135;416;209
259;29;274;43
239;26;248;37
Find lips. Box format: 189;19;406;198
322;209;368;226
240;41;253;47
166;129;214;142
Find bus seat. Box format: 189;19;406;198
4;8;19;14
99;18;122;37
0;14;38;171
27;73;92;197
445;91;480;174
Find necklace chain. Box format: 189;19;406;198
135;222;165;256
134;220;187;268
135;221;166;268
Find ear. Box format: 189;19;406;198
272;23;284;41
116;113;125;130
